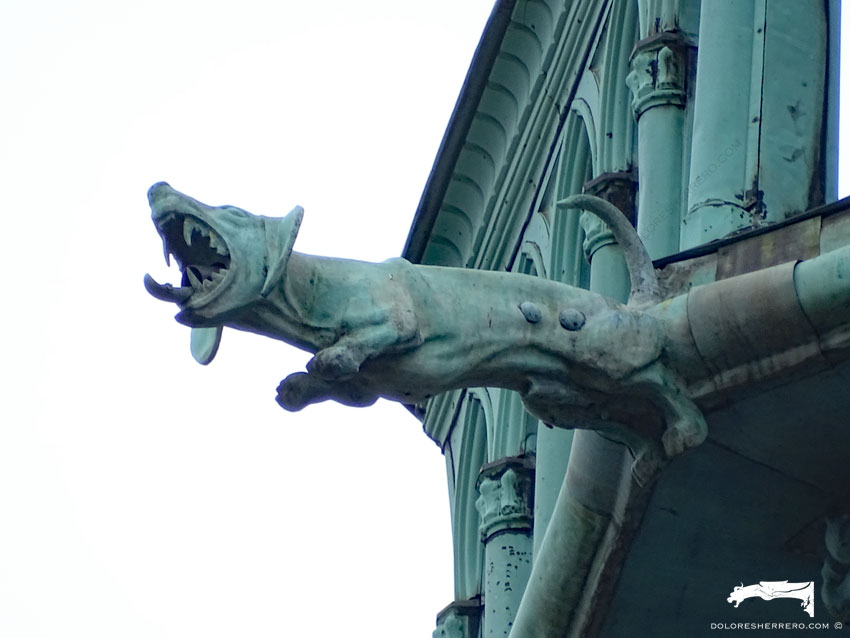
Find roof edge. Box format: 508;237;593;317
402;0;517;263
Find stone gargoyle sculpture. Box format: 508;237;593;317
144;182;706;482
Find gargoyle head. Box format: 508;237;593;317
144;182;303;363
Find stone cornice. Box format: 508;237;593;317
404;0;518;266
403;0;612;271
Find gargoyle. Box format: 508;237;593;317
144;182;707;483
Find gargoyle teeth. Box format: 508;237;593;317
210;270;226;283
163;239;171;266
186;267;203;289
207;231;228;255
183;218;194;246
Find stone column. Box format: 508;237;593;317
684;1;830;249
532;424;572;559
682;0;760;248
626;35;688;259
433;599;482;638
509;436;634;637
475;457;534;637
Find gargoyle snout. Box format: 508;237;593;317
148;181;174;206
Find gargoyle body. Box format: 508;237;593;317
145;183;706;481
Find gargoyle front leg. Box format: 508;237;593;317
276;371;378;411
307;310;419;380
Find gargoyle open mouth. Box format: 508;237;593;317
144;212;231;306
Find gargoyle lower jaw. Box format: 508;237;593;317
144;273;193;304
147;210;233;309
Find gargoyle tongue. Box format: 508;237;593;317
144;273;193;304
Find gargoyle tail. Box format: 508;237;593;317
557;194;661;307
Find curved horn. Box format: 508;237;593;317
556;194;660;307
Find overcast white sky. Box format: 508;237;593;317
1;2;848;637
0;2;495;636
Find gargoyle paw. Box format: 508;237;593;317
661;427;686;457
276;373;315;412
662;417;707;458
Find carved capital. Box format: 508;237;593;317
579;172;637;262
475;457;534;541
434;599;481;638
626;36;687;119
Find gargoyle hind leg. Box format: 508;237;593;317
306;311;419;380
624;366;706;486
521;380;667;486
276;372;378;411
631;363;708;458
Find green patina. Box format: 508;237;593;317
145;184;704;484
144;1;848;635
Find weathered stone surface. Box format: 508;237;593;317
146;183;850;483
146;184;708;481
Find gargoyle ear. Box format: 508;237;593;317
262;205;304;297
191;326;223;365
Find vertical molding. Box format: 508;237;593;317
447;396;489;600
550;116;592;287
590;0;639;176
744;0;767;204
823;0;840;201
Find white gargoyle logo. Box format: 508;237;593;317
727;581;814;618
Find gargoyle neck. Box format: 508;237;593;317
233;251;333;353
276;251;326;325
